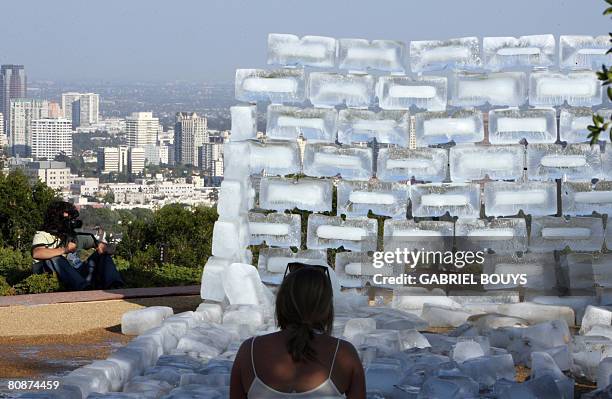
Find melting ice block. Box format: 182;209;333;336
488;108;557;144
410;183;481;218
484;181;557;217
560;35;612;70
566;253;612;290
200;257;231;302
414;109;484;146
121;307;174;336
483;35;556;70
337;109;409;146
223;142;251;180
267;33;336;68
527;143;601;181
560;108;612;143
562;181;612;216
230;105;256;141
248;212;301;247
529;71;602;107
450;144;524;181
484;253;552;288
376;76;447;111
306;214;377;251
529;216;604;252
235;68;305;104
308;72;375;108
337;180;409;219
211;218;250;261
248;140;301;176
217;179;254;220
338;38;405;73
303;143;373;180
450;71;527;107
258;177;333;212
222;263;273;307
410;36;481;72
334;252;371;287
383;219;453;253
455;218;527;254
377;147;448;182
257;248;327;283
265;104;337;142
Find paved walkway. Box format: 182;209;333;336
0;285;200;307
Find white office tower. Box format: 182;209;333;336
128;147;145;175
30;118;72;159
175;112;208;166
0;113;5;147
9;99;50;156
61;92;100;128
126;112;160;149
97;147;120;173
199;141;224;177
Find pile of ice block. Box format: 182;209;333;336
27;33;612;398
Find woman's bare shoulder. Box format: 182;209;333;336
335;338;362;366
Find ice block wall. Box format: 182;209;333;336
203;32;612;298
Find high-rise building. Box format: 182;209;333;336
128;147;145;175
48;102;62;119
9;99;50;156
97;147;119;174
118;145;129;173
0;65;27;134
0;113;5;147
61;92;99;128
126;112;160;149
24;161;70;190
175;112;207;167
30;118;72;159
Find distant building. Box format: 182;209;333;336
24;161;70;190
9;99;50;156
70;177;99;197
128;147;145;175
199;142;224;185
118;145;129;173
48;102;62;119
30;118;72;159
97;147;120;174
61;92;99;128
0;65;27;134
0;113;5;147
126;112;160;149
175;112;207;167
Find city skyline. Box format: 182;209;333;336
0;0;608;83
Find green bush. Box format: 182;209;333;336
13;273;61;295
0;276;15;296
0;247;33;285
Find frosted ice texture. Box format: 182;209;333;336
562;181;612;216
410;183;481;218
266;104;337;142
450;71;527;107
410;37;481;72
267;33;336;68
483;254;556;290
258;177;333;212
337;109;409;146
303;143;373;180
307;72;375;108
377;147;448;182
484;181;557;217
337;180;409;219
230;105;257;141
560;108;612;143
383;219;453;253
529;216;604;252
526;143;602;181
483;35;556;70
306;214;377;251
248;212;301;247
376;76;447;111
529;71;602;107
455;217;528;254
248;140;301;176
414;109;484;146
450;145;525;181
235;68;306;104
338;38;405;73
488;108;557;144
560;35;612;70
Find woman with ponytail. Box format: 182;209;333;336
230;264;366;398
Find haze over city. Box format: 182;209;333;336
0;0;607;82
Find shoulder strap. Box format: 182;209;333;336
250;336;258;379
329;339;341;379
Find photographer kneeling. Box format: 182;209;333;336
31;201;125;291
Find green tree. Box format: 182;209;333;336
588;1;612;143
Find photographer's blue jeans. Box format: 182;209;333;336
43;254;124;290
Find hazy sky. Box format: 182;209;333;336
0;0;608;83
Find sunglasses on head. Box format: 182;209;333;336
283;262;330;279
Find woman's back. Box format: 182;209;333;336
231;330;364;398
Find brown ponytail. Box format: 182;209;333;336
275;267;334;362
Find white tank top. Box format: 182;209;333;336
247;336;345;398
